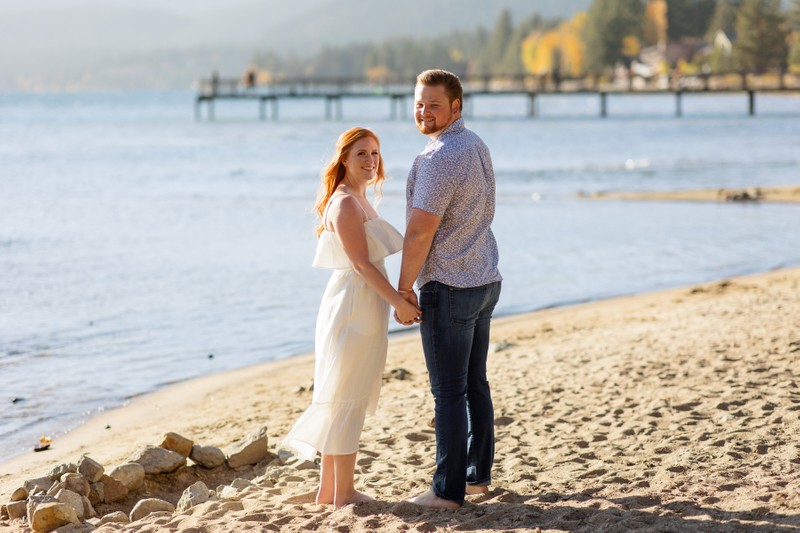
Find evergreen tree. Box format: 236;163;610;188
791;0;800;31
788;0;800;70
583;0;646;72
706;0;742;40
734;0;789;72
478;10;514;76
666;0;716;41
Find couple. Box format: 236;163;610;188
282;69;502;510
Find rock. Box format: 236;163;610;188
55;489;85;520
27;493;58;521
226;426;274;468
96;511;129;526
217;485;241;499
6;500;27;520
230;478;254;490
131;445;186;474
77;456;104;483
160;432;194;457
60;474;90;497
24;476;54;494
29;502;79;532
81;496;96;519
11;486;29;501
47;481;65;497
98;475;128;503
88;483;103;506
189;445;226;469
129;498;175;522
108;462;145;491
47;463;77;482
176;481;211;512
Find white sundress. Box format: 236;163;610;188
282;216;403;460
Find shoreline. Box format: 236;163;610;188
2;260;790;469
2;266;799;531
584;184;800;203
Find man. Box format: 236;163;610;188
397;69;502;509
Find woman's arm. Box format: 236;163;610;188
329;196;420;323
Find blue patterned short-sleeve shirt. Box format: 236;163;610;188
407;117;502;288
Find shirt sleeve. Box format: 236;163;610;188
412;148;466;217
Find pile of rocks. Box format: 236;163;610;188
0;426;280;532
719;187;762;202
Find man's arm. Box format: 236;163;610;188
398;207;441;294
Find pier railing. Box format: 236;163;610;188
194;73;800;121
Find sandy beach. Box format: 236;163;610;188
585;184;800;204
2;266;800;532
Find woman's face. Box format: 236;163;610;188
343;136;380;184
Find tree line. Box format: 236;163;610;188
251;0;800;82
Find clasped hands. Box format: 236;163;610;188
394;289;421;326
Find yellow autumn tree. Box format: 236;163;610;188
644;0;668;47
521;12;587;77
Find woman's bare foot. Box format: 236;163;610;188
316;486;334;505
315;492;333;505
334;490;374;509
465;485;489;496
407;489;460;509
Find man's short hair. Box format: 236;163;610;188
416;69;463;112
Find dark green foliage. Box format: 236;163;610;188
667;0;717;41
706;0;743;39
250;0;794;80
734;0;789;71
790;0;800;31
583;0;645;72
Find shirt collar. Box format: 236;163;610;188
427;117;465;140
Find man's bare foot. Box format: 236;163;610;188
333;490;374;509
465;485;490;496
407;489;460;509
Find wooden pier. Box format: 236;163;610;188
194;74;800;121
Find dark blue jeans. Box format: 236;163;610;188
418;280;501;505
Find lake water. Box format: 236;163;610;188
1;90;799;464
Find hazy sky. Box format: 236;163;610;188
0;0;590;90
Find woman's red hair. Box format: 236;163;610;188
314;127;385;236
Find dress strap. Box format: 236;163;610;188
323;192;368;231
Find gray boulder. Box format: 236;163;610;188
108;462;145;491
129;498;175;522
131;445;186;474
55;488;85;520
77;455;104;483
190;445;226;469
226;426;274;468
29;502;79;532
176;481;211;512
96;510;130;526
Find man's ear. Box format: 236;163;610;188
453;99;461;114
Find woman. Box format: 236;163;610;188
282;127;420;508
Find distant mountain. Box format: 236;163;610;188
255;0;593;53
0;0;592;91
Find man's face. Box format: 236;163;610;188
414;84;460;136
